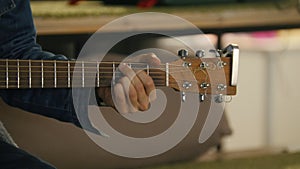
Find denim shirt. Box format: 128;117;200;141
0;0;100;134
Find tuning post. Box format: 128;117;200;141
183;62;192;67
183;81;192;89
178;49;188;59
200;82;210;89
217;84;227;91
209;49;222;57
196;50;205;58
200;62;209;69
217;61;227;68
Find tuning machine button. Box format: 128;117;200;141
215;94;224;103
199;94;206;102
214;94;232;103
178;49;188;59
181;92;186;102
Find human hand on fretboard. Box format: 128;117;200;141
96;53;161;114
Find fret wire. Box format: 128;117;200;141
146;64;149;75
54;60;57;88
112;62;115;85
6;59;8;88
166;63;169;87
17;59;20;88
97;61;100;87
82;61;84;87
68;60;70;88
29;60;32;88
41;60;44;88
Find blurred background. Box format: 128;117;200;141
1;0;300;168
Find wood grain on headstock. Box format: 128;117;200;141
168;57;236;95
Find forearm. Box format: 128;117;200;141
0;0;93;131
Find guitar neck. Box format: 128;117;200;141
0;55;237;96
0;59;168;89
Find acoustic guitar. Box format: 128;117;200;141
0;44;239;102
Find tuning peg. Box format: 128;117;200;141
214;94;224;103
195;50;205;58
199;94;206;102
178;49;188;59
181;92;186;102
214;94;232;103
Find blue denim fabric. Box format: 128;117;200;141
0;0;100;134
0;1;103;168
0;140;56;169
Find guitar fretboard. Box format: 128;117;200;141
0;59;169;89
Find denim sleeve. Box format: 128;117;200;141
0;0;99;134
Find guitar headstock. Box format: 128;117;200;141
167;44;239;102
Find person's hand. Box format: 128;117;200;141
97;53;161;113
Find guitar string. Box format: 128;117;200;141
0;69;195;75
0;62;214;76
0;65;194;71
0;59;200;66
0;60;195;67
0;61;210;87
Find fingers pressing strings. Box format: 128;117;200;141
115;63;154;112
